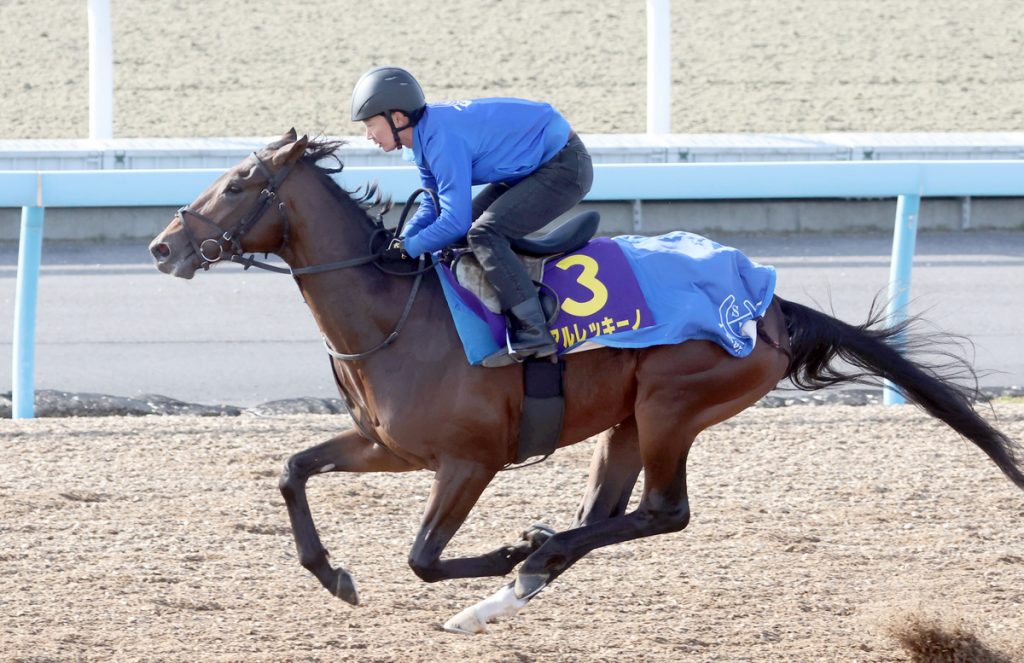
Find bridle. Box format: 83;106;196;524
175;152;297;271
171;150;436;360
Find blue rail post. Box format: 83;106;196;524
883;193;920;405
12;205;46;419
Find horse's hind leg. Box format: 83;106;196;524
515;420;694;599
445;418;694;634
492;344;785;619
279;429;419;604
572;417;642;528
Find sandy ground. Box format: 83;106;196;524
3;4;1024;660
2;0;1023;139
2;404;1023;662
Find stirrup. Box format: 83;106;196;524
480;331;557;368
482;347;557;368
481;331;524;368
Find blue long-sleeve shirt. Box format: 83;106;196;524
400;98;571;258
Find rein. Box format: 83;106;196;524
174;153;439;360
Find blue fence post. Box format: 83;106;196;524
883;194;920;405
12;205;45;419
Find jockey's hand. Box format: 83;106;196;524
382;237;410;261
439;247;457;264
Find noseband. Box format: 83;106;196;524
174;152;294;270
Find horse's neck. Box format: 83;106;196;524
282;178;419;358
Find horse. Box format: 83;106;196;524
148;130;1024;634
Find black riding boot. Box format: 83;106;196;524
508;297;557;360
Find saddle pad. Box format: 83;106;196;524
455;252;545;314
437;231;777;365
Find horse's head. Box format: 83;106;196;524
149;129;309;279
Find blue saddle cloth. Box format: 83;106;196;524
437;231;777;365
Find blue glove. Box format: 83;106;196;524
381;237;410;261
403;233;426;259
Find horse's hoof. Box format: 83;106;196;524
319;567;359;605
513;572;548;600
521;523;556;547
442;609;486;635
444;583;528;634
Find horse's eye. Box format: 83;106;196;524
226;182;243;195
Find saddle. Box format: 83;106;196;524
450;210;601;315
507;210;601;257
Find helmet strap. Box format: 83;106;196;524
384;112;410;149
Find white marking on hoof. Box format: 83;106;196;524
442;584;528;635
442;609;485;635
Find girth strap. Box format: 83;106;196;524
507;358;565;468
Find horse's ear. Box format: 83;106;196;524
266;128;299;150
272;134;309;166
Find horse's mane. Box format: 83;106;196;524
297;136;394;226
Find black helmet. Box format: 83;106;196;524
351;66;426;121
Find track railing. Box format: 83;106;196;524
5;160;1024;417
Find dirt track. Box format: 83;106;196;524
4;0;1023;137
2;404;1023;662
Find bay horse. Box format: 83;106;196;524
148;130;1024;634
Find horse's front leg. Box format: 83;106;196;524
407;458;552;583
442;420;641;635
278;428;419;605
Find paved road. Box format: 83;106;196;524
1;231;1021;407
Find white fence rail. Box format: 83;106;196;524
5;160;1024;417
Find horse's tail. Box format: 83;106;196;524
777;295;1024;489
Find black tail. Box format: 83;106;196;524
777;296;1024;489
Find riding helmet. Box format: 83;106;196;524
351;66;426;121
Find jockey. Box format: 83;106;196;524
351;65;593;362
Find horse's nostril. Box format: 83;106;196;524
152;242;171;260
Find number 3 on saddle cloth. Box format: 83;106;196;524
436;230;778;366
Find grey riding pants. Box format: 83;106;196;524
466;133;593;311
